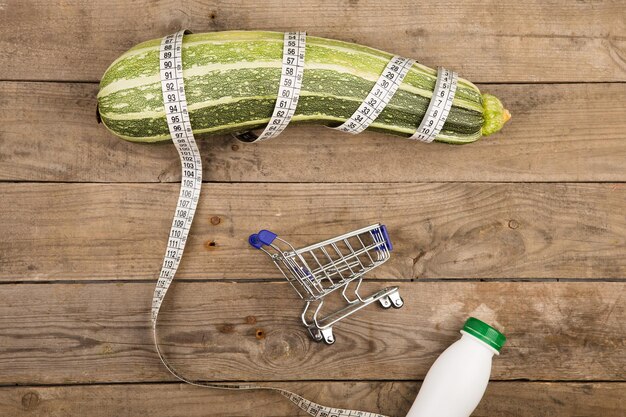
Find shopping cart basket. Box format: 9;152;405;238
249;223;403;344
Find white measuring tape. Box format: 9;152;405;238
152;30;389;417
336;61;457;141
334;55;414;134
409;67;458;142
231;38;456;143
235;32;306;143
152;30;202;326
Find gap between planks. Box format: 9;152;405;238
0;281;623;383
2;182;624;281
1;0;625;83
1;278;625;286
0;382;624;417
1;82;626;183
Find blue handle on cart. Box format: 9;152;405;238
374;224;393;251
249;229;278;249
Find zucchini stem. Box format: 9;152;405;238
481;93;511;136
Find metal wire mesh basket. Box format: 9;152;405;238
249;223;403;344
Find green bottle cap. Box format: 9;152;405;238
463;317;506;352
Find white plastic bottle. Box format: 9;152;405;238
406;317;506;417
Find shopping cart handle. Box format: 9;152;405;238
374;224;393;251
248;229;278;249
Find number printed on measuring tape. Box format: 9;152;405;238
335;55;414;134
151;30;391;417
410;67;458;143
252;31;306;142
281;390;387;417
152;30;203;324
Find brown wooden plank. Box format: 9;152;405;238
0;281;623;384
0;382;623;417
1;182;625;281
1;82;625;183
0;1;624;82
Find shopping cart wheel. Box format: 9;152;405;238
308;328;323;342
379;296;392;309
391;296;404;309
389;291;404;309
320;328;335;345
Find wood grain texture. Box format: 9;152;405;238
0;382;623;417
0;0;624;83
0;281;623;384
1;82;626;183
0;0;623;413
1;182;624;281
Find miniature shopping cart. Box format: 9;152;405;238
249;223;403;344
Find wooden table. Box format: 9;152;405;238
0;1;624;415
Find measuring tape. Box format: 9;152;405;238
409;67;458;142
152;30;390;417
334;55;414;134
234;32;306;143
232;38;455;143
152;30;203;326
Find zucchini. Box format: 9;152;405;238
97;31;510;144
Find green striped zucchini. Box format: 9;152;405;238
97;31;510;144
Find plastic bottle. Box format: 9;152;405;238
406;317;506;417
